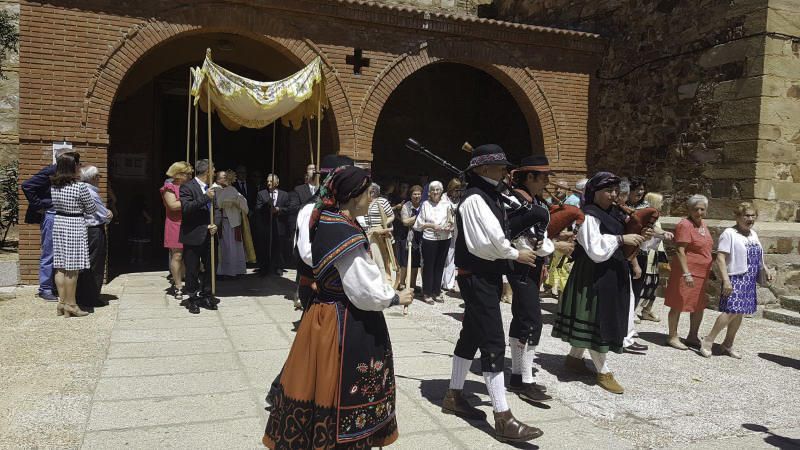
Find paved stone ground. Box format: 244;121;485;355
1;270;799;449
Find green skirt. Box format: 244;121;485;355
551;255;625;354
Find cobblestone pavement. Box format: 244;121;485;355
1;271;798;449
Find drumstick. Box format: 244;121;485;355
403;238;412;316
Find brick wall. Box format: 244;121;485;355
16;0;602;282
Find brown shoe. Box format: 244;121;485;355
565;355;594;375
493;409;543;443
441;389;486;420
640;307;660;322
596;372;624;394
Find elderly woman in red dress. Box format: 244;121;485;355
664;194;714;350
160;161;193;299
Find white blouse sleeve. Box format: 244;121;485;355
535;231;555;257
577;215;620;263
412;202;427;231
296;204;314;266
459;195;519;261
334;246;398;311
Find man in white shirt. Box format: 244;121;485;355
441;144;542;444
504;155;555;404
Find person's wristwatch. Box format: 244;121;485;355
390;295;400;307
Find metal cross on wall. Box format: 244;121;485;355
346;48;370;75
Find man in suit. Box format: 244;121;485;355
233;164;258;212
286;164;318;269
21;149;81;301
256;173;290;276
179;159;221;314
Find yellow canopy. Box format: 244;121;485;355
191;49;327;131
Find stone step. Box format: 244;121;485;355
779;295;800;313
763;308;800;327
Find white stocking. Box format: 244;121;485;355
520;341;536;384
589;350;610;374
510;339;524;375
483;371;509;413
449;355;471;390
569;346;586;359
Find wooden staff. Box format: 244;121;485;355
403;237;412;316
378;203;397;275
206;79;216;296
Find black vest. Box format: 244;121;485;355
454;176;511;274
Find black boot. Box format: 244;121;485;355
186;298;201;314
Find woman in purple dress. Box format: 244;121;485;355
700;203;772;359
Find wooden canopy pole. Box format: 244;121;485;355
186;71;192;162
306;118;314;167
193;103;198;164
206;80;216;296
315;95;321;173
267;124;277;274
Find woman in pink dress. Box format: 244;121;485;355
160;161;193;299
664;194;714;350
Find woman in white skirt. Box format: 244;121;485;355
51;153;97;317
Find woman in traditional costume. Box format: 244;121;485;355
262;166;412;449
551;172;646;394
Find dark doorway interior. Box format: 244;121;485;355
371;62;542;187
107;33;334;279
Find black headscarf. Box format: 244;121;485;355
583;171;621;207
309;166;371;235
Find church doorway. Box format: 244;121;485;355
106;32;335;278
370;62;542;190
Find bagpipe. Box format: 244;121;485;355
616;203;660;258
543;183;585;237
405;138;548;244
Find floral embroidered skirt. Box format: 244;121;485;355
263;302;398;449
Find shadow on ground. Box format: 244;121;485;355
415;378;539;449
742;423;800;448
757;352;800;370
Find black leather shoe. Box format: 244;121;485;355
187;300;201;314
625;342;649;352
514;383;553;402
508;374;547;393
200;297;218;310
441;389;486;420
493;409;543;443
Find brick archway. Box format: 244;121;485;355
80;7;353;151
357;44;560;163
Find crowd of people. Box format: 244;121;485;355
21;144;773;446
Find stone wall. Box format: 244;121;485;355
491;0;800;223
0;0;18;168
757;0;800;222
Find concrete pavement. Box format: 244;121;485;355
1;270;798;449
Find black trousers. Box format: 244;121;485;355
184;237;212;297
454;272;506;372
259;220;285;272
508;259;544;346
421;238;450;296
77;225;106;306
631;252;648;308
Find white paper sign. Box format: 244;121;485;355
52;141;73;163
